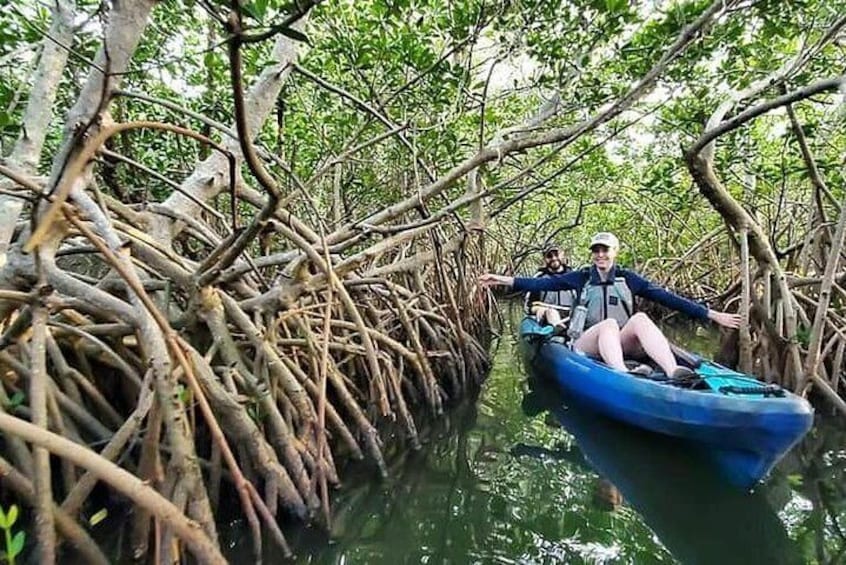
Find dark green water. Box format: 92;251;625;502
236;321;846;564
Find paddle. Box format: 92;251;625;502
670;343;785;396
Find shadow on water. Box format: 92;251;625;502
521;373;803;565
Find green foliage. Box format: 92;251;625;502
0;505;25;565
247;398;266;423
242;0;274;23
3;0;845;289
1;2;845;559
176;384;193;406
796;325;811;349
786;474;803;488
3;391;25;411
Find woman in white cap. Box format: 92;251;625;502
480;232;741;379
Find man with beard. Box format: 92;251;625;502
524;243;574;334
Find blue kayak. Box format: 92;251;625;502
519;317;814;489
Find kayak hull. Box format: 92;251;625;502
519;318;814;488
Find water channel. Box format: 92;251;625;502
224;316;846;564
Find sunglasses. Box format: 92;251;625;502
544;250;560;259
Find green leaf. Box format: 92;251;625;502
9;531;24;558
88;508;108;527
203;51;216;70
6;505;17;528
787;473;803;488
178;384;192;404
242;1;266;22
277;25;310;45
0;505;7;529
796;325;811;348
604;0;628;13
8;391;25;409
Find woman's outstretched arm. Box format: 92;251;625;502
624;270;741;328
707;310;742;328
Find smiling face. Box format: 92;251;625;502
543;248;565;273
590;244;617;274
544;249;563;271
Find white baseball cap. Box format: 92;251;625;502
589;232;619;249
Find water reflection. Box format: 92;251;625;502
522;374;803;565
775;416;846;564
281;337;675;563
264;327;845;565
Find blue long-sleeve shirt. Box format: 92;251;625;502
512;264;709;320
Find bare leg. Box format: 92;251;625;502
531;306;563;328
573;319;627;371
619;312;678;375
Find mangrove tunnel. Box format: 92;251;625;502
0;0;844;562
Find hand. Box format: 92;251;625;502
708;310;742;329
478;273;515;288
